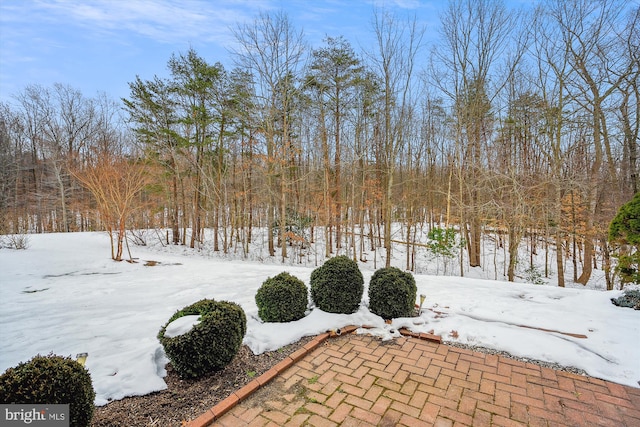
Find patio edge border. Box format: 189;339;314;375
185;325;440;427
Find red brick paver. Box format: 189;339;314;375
191;333;640;427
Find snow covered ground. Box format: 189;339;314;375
0;231;638;406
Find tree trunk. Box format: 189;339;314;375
320;105;332;258
213;208;219;251
576;238;593;285
280;181;287;262
469;214;481;268
267;134;275;257
334;98;342;250
555;229;565;287
384;172;393;268
190;144;203;249
602;236;613;290
171;171;180;245
507;225;519;282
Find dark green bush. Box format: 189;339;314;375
0;354;95;427
158;298;247;379
609;193;640;285
310;255;364;314
368;267;417;320
256;272;308;322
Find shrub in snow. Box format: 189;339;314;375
158;298;246;379
368;267;417;320
255;272;308;322
523;265;545;285
611;289;640;310
310;255;363;314
1;233;30;250
0;354;95;427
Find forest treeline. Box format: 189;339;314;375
0;0;638;290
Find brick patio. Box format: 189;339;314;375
189;331;640;426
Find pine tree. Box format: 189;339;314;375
609;193;640;286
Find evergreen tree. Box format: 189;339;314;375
609;193;640;285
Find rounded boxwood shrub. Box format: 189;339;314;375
158;298;247;379
0;354;95;427
310;255;364;314
256;272;308;322
368;267;417;320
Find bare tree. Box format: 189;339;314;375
369;9;425;267
529;3;576;287
547;0;634;284
0;103;21;234
617;6;640;196
432;0;524;269
11;84;101;233
44;84;98;232
72;152;149;261
232;11;306;261
12;85;53;233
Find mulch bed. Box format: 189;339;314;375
90;336;313;427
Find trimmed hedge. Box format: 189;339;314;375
158;298;246;379
368;267;417;320
255;272;308;322
310;255;364;314
0;354;95;427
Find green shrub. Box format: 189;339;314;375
523;265;546;285
0;354;95;427
609;193;640;285
310;255;364;314
158;298;247;379
368;267;417;320
256;272;308;322
427;227;460;258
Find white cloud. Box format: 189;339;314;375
9;0;274;45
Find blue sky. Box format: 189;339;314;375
0;0;447;104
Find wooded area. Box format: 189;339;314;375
0;0;637;289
